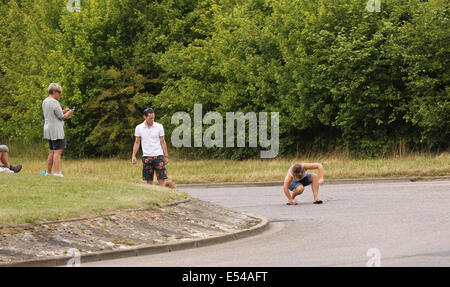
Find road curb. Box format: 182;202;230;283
1;211;269;267
176;176;450;189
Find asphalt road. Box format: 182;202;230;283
85;180;450;266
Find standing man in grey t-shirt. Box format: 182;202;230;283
42;83;74;177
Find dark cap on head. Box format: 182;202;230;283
143;108;154;116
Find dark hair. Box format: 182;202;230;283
292;163;305;176
143;108;154;116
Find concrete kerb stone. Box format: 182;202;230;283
1;210;269;267
176;176;450;189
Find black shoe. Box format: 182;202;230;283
10;164;22;173
313;200;323;204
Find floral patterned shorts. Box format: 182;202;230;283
142;155;168;181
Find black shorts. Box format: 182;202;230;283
48;138;66;150
142;155;168;181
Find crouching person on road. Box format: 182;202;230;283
283;162;325;205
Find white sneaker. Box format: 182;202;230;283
53;173;64;177
0;167;14;174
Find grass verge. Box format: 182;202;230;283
0;174;187;226
7;152;450;184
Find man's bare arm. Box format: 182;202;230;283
132;137;141;164
160;136;168;156
283;174;295;201
160;136;168;164
304;163;324;183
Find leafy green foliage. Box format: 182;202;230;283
0;0;448;158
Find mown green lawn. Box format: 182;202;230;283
0;174;187;226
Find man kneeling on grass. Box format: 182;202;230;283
283;162;324;205
0;145;22;173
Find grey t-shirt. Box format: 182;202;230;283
42;97;65;140
0;145;8;152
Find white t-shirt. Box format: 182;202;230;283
135;121;165;157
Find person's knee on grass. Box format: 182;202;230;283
0;145;22;173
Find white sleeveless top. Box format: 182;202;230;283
285;164;306;183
